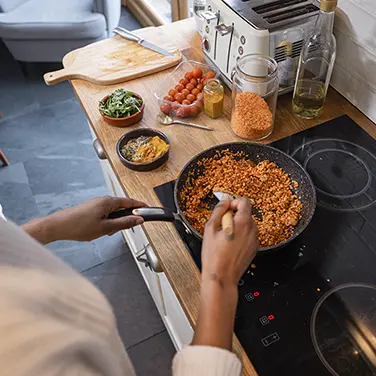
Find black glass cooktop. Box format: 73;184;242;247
154;115;376;376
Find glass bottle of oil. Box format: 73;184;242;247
292;0;337;119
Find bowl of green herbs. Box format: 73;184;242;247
99;88;144;127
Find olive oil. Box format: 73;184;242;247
292;80;326;119
292;0;337;119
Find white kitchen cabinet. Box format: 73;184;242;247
98;158;165;316
159;273;194;349
99;159;150;254
92;135;193;349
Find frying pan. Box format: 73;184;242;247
109;142;317;252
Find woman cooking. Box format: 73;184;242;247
0;195;258;376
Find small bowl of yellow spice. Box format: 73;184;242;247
116;128;170;171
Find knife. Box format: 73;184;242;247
214;192;234;237
113;26;175;57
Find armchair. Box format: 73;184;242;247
0;0;121;62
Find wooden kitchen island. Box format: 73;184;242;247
69;18;376;376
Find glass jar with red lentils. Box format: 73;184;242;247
231;54;279;141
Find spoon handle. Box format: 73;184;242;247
174;120;212;131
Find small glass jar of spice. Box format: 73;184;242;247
204;79;224;119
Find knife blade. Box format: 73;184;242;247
113;27;174;57
139;39;175;57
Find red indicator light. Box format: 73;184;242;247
268;315;275;320
254;292;260;297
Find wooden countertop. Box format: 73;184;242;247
70;18;376;375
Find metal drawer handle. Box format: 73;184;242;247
93;139;107;160
145;246;163;273
137;244;162;273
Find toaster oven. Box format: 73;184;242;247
200;0;320;93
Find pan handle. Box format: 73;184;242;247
108;207;177;222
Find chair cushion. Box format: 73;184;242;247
3;33;107;62
0;0;106;40
0;0;29;13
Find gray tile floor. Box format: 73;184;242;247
0;7;175;375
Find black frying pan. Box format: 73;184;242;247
109;142;317;253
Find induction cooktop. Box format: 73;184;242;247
154;115;376;376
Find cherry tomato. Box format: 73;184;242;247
180;78;189;86
196;83;203;91
186;93;196;102
190;78;198;86
193;99;203;110
201;78;207;87
191;88;200;96
164;95;174;102
171;101;179;112
192;67;203;79
168;88;178;97
186;83;195;91
182;99;191;105
206;71;216;79
181;88;190;96
188;105;200;117
176;106;190;118
196;93;204;103
195;102;203;112
160;104;171;115
175;83;185;92
174;92;185;103
184;71;193;80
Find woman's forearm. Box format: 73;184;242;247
192;275;238;350
21;216;60;245
21;197;147;245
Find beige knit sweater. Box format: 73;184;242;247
0;218;242;376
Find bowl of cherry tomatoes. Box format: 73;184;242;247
155;60;219;118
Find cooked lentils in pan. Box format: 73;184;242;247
180;151;302;248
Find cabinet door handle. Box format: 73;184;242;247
93;139;107;160
145;246;163;273
137;245;162;273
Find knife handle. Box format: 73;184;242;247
113;27;141;42
222;211;234;236
221;194;234;237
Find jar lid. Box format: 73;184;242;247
204;78;222;93
236;54;278;80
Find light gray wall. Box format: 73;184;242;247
332;0;376;123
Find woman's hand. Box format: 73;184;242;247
193;197;258;350
22;196;147;244
201;197;258;287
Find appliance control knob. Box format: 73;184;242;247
202;38;210;52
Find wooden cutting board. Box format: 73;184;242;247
44;27;182;86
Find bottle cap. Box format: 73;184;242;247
320;0;338;12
